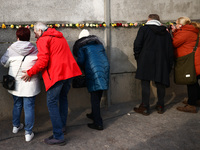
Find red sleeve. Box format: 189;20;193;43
172;30;187;48
27;37;50;77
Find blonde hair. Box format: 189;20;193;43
176;17;191;25
177;17;200;36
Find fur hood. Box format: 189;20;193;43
73;35;103;57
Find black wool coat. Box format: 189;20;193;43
134;25;174;87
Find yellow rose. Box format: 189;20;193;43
2;24;6;29
10;24;14;29
129;23;133;26
76;23;80;27
103;23;106;27
31;24;34;28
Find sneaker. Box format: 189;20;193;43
12;123;24;134
87;123;103;130
44;137;66;146
134;103;150;116
155;105;165;114
25;132;34;142
177;104;197;113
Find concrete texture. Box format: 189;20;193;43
0;95;200;150
111;0;200;22
0;0;104;23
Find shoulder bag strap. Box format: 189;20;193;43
193;35;199;52
15;54;29;78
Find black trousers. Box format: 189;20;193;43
187;77;200;105
90;90;103;126
141;80;166;108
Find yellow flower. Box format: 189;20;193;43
80;24;84;28
142;24;145;26
10;24;14;29
49;25;53;28
31;24;34;28
2;24;6;29
55;24;60;27
76;23;80;27
129;23;134;26
103;23;106;27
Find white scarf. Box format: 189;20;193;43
146;20;161;26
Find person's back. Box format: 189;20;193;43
73;31;110;130
134;18;174;87
74;35;110;92
28;27;82;91
133;14;174;115
0;27;40;142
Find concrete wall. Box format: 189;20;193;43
0;0;199;120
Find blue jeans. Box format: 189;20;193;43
47;79;71;140
12;95;36;134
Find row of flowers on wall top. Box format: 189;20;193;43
0;22;173;29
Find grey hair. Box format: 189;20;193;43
34;22;48;31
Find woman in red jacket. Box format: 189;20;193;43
172;17;200;113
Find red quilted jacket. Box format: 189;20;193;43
27;28;82;91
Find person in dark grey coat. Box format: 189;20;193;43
133;14;174;115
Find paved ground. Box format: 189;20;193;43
0;95;200;150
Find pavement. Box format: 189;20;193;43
0;94;200;150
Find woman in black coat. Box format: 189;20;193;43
133;14;174;115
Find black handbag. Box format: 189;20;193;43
3;75;15;90
72;75;86;88
2;54;28;90
174;36;199;85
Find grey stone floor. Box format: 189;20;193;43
0;97;200;150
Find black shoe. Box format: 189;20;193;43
86;113;94;120
155;105;164;114
44;137;66;146
134;103;150;116
87;123;103;130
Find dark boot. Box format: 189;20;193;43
155;105;165;114
134;103;150;116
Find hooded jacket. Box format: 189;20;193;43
27;28;82;91
73;35;110;92
134;24;174;87
1;41;41;96
173;24;200;76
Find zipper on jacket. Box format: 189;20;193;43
47;68;51;80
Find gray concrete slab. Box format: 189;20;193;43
0;98;200;150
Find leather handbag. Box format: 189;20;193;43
2;54;28;90
72;75;86;88
174;36;199;85
3;75;15;90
